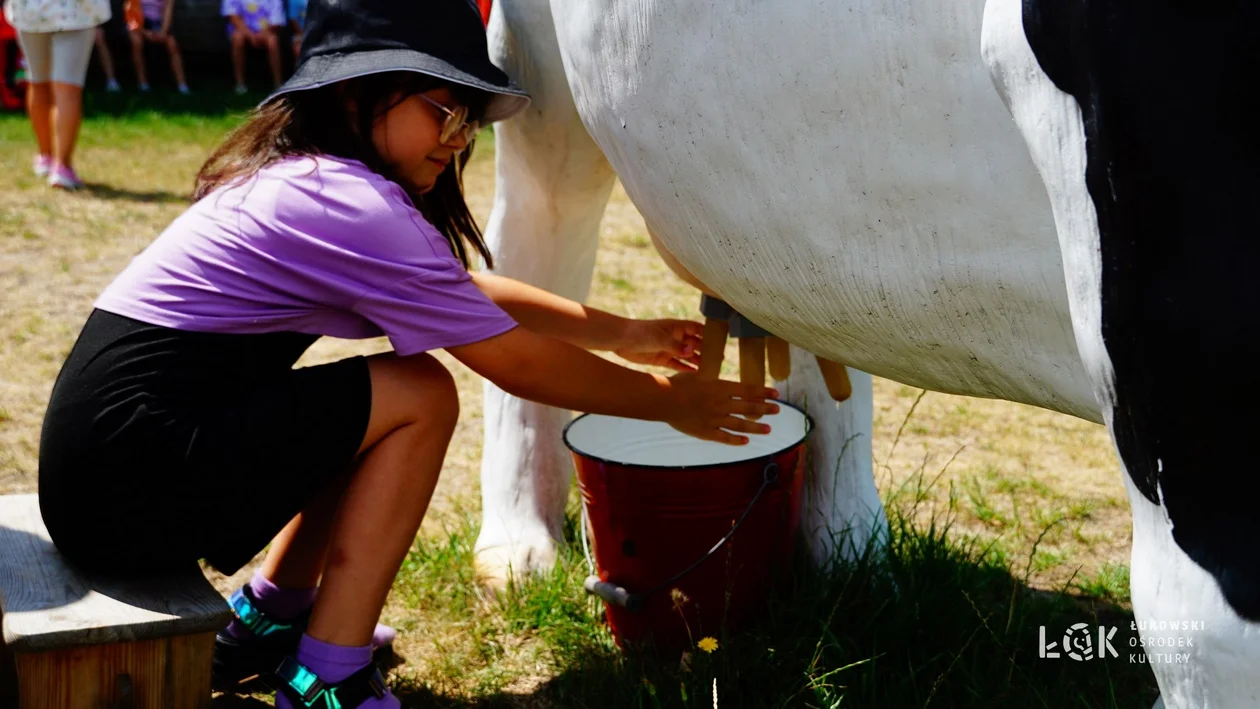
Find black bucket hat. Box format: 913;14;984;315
264;0;530;123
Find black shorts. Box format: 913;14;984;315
38;310;372;577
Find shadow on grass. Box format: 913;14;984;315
389;504;1158;709
82;181;188;204
82;86;264;120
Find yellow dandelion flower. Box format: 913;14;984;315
642;677;657;696
670;588;690;604
697;636;719;654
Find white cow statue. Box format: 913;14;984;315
472;0;1260;706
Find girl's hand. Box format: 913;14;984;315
666;374;780;445
614;319;704;372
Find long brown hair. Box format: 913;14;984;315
195;72;493;269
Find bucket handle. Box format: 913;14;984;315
582;462;782;613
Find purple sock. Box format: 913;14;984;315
225;572;316;639
371;623;396;649
274;635;398;709
226;572;397;649
251;572;318;620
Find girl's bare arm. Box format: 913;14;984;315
469;271;630;351
446;327;778;445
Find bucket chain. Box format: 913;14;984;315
582;462;781;612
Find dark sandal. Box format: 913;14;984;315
212;585;308;693
212;585;398;694
276;656;390;708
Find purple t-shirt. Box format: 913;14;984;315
141;0;164;22
220;0;282;32
95;155;518;357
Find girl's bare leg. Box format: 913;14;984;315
257;468;350;590
256;353;458;646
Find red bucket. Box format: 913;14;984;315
564;402;811;649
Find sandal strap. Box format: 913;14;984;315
227;587;302;638
276;657;389;708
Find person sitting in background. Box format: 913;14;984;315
286;0;305;60
93;27;119;92
125;0;188;93
222;0;282;94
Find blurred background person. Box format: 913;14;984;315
222;0;282;94
3;0;111;189
125;0;189;93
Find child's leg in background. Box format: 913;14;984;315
15;32;53;157
48;29;95;170
229;26;247;90
26;83;53;155
162;34;187;90
127;30;147;88
262;30;282;89
93;29;118;89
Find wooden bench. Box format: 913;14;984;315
0;495;232;709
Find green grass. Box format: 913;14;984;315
0;88;498;151
0;88;255;145
385;498;1155;708
1073;563;1131;605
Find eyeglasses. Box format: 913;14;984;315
416;94;480;145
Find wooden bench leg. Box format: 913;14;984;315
14;632;215;709
2;642;17;708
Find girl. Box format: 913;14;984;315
37;0;778;707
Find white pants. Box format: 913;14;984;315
16;28;95;86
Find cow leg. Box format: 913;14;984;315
776;347;885;566
476;0;618;589
1126;482;1260;709
986;0;1260;704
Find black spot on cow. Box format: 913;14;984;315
1023;0;1260;621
